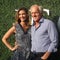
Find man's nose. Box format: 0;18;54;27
32;13;36;16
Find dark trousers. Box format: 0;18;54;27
29;52;58;60
48;52;58;60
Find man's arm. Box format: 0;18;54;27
41;21;58;60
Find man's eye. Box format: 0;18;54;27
19;14;21;15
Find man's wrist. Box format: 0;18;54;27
41;57;47;60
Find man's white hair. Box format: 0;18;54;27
29;4;43;13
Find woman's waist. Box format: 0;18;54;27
17;45;30;51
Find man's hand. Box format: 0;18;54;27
41;52;51;60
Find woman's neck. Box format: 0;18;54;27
20;22;27;26
20;22;29;32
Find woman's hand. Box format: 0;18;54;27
11;44;18;51
11;42;18;51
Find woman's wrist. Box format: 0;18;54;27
10;45;17;51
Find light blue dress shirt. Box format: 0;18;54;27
31;17;58;52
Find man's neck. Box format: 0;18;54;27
35;22;40;28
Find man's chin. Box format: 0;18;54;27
33;19;38;21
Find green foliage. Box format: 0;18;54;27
0;0;60;60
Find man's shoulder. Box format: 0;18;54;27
44;18;54;24
44;18;56;28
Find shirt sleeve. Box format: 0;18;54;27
47;21;58;52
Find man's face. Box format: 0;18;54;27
30;7;41;22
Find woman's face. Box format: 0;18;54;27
18;10;28;22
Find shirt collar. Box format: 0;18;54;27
32;17;44;26
39;17;44;23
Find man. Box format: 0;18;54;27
29;4;58;60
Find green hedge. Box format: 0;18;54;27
0;0;60;60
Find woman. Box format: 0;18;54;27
2;7;31;60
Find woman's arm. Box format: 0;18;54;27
2;26;18;51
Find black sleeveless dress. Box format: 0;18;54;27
11;23;31;60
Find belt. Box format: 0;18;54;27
30;52;57;60
31;51;45;57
